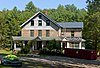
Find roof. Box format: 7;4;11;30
57;22;83;28
20;11;59;28
12;36;35;41
65;37;85;42
12;36;85;42
12;36;62;41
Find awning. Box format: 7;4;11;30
62;37;86;42
12;36;62;41
12;36;85;42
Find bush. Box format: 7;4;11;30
20;40;32;54
39;48;49;55
39;48;64;56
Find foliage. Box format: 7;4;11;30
20;40;33;54
83;0;100;51
39;39;63;56
39;48;64;56
86;0;100;14
47;39;61;51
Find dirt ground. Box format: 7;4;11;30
20;55;100;68
0;54;100;68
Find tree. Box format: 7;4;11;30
47;39;61;51
83;0;100;50
83;12;100;50
86;0;100;14
0;12;8;48
25;1;37;13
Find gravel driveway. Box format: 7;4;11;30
20;55;100;68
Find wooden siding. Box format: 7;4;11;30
22;29;30;37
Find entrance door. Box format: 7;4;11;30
63;42;67;48
37;41;42;50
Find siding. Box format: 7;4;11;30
21;13;59;37
22;29;30;37
50;30;59;37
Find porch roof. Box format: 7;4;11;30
12;36;62;41
64;37;86;42
12;36;85;42
12;36;35;41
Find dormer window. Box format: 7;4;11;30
46;20;50;26
38;20;42;26
71;31;74;37
31;20;34;26
39;15;42;19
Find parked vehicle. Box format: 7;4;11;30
1;54;22;66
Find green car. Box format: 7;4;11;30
1;54;22;66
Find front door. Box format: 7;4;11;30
63;42;67;48
37;41;42;50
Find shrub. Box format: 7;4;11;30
39;48;49;55
20;40;32;54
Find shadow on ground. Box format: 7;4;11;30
22;59;71;68
37;56;100;66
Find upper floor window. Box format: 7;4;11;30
31;20;34;26
71;31;74;37
38;30;42;36
38;20;42;26
30;30;34;37
61;29;64;35
39;15;42;19
46;30;50;37
46;20;50;26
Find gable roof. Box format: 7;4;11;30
57;22;83;28
20;11;59;28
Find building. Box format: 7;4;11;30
12;11;85;50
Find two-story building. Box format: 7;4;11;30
12;11;85;50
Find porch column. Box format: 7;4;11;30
61;42;63;48
79;42;82;49
58;28;61;36
14;41;16;50
35;41;37;50
23;41;25;47
42;41;44;48
32;41;34;50
65;42;67;48
67;42;69;48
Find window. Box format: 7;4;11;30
61;29;64;35
46;20;50;26
71;31;74;37
46;30;50;37
69;42;79;49
31;20;34;26
39;15;42;19
30;30;34;36
38;30;42;36
38;20;42;26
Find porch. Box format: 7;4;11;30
12;36;85;51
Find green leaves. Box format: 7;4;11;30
83;0;100;50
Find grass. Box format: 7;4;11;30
0;50;12;54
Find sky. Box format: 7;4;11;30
0;0;87;10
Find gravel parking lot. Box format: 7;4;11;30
0;54;100;68
20;55;100;68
